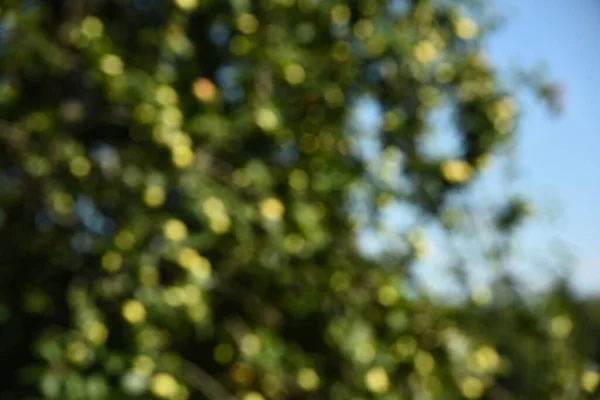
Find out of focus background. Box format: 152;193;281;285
1;0;599;399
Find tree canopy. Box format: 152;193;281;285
0;0;596;399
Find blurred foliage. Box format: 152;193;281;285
0;0;594;399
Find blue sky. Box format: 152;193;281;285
488;0;600;294
355;0;600;296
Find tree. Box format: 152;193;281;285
0;0;595;399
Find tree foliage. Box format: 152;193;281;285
0;0;596;399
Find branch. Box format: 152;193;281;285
180;359;238;400
194;149;261;199
0;121;28;151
